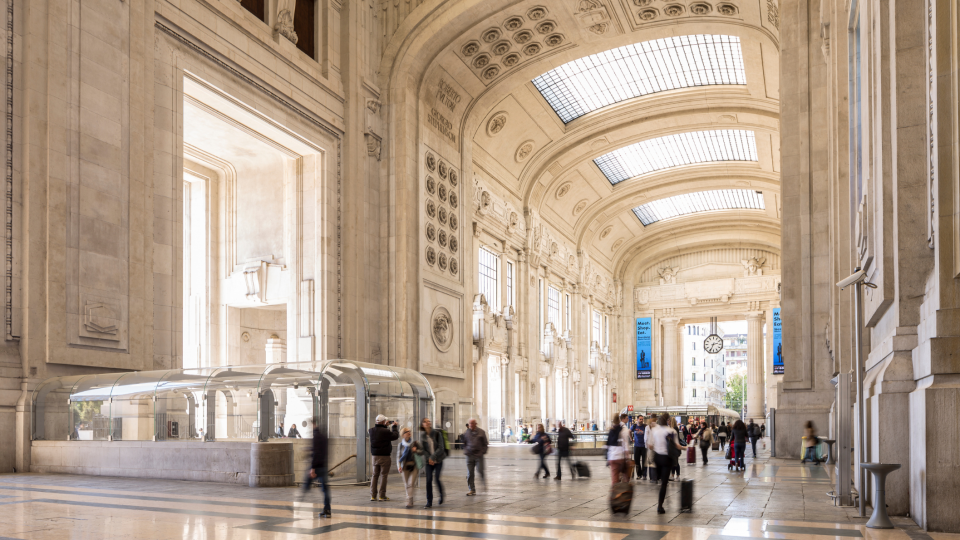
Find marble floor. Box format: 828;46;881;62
0;441;952;539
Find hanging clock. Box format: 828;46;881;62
703;317;724;354
704;334;724;354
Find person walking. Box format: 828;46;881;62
276;422;286;438
420;417;446;508
555;421;574;480
760;423;766;439
531;424;552;479
667;416;682;479
647;412;682;515
605;414;631;484
369;415;399;501
397;427;422;508
697;423;713;465
287;423;302;438
731;420;748;470
748;420;759;458
462;418;489;496
632;418;647;480
717;422;728;451
298;419;332;518
801;421;820;465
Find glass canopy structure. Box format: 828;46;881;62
594;130;758;185
32;361;434;482
632;189;765;226
532;35;746;124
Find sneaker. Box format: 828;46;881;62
405;504;413;508
379;496;391;501
370;497;377;501
467;491;476;496
424;503;433;508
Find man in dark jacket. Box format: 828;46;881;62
462;418;489;496
369;414;399;501
298;419;332;518
748;420;759;457
555;421;575;480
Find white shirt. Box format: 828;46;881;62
606;425;630;461
647;425;678;456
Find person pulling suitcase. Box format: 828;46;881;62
647;412;683;515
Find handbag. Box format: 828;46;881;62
725;445;732;460
413;453;425;470
667;434;682;460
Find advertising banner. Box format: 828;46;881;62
636;317;652;379
773;308;783;375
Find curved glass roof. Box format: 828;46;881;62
632;189;765;226
532;35;746;124
594;130;758;185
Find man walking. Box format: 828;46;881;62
369;415;399;501
555;421;574;480
298;419;332;518
747;420;759;458
462;418;489;496
631;417;647;479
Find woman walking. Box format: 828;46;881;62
731;420;748;470
397;427;422;508
531;424;552;479
717;422;728;451
646;413;682;514
420;417;446;508
667;416;682;479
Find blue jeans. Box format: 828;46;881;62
535;452;550;477
425;461;444;504
803;446;819;463
301;466;331;512
734;443;746;469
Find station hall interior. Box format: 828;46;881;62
0;0;959;538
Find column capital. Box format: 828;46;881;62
661;317;682;326
745;311;765;320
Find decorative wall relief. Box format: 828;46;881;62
599;226;612;240
423;147;461;278
740;257;766;276
555;182;571;199
658;266;680;285
515;140;535;162
81;299;121;339
275;8;298;44
573;199;587;216
766;0;780;28
487;112;508;135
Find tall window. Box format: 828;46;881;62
478;247;499;310
593;311;602;344
848;10;863;232
505;261;514;307
692;373;696;381
293;0;316;58
693;389;697;398
547;286;560;329
565;293;571;331
604;315;609;347
692;358;696;366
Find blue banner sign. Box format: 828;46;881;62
636;317;652;379
773;308;783;375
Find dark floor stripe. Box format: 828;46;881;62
764;525;862;537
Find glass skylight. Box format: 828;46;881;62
594;130;758;185
632;189;765;226
532;35;746;124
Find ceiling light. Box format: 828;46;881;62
594;130;758;185
532;35;746;124
632;189;765;226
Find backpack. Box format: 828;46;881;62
440;429;451;451
606;425;622;447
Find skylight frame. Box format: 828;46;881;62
593;130;758;185
631;189;765;226
532;35;747;124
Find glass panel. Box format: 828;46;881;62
257;365;322;440
533;35;746;123
155;368;219;441
33;375;89;441
547;286;560;330
110;371;167;441
70;374;126;440
201;366;270;441
594;130;758;185
632;189;765;225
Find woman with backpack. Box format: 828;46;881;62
397;427;423;508
419;417;446;508
731;420;748;470
531;424;552;479
697;424;713;465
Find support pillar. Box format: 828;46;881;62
661;318;680;406
746;312;764;423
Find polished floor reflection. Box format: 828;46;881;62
0;443;950;539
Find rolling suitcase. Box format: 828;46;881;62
610;482;633;514
686;445;696;464
711;439;720;451
679;479;694;512
574;461;591;478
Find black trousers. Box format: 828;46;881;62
654;453;671;510
700;443;709;463
634;447;647;478
556;450;573;478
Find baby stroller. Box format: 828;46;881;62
726;444;743;471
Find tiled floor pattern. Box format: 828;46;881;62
0;441;950;539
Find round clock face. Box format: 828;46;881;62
704;334;724;354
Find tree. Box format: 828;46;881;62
724;373;746;415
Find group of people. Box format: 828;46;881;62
274;421;303;439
